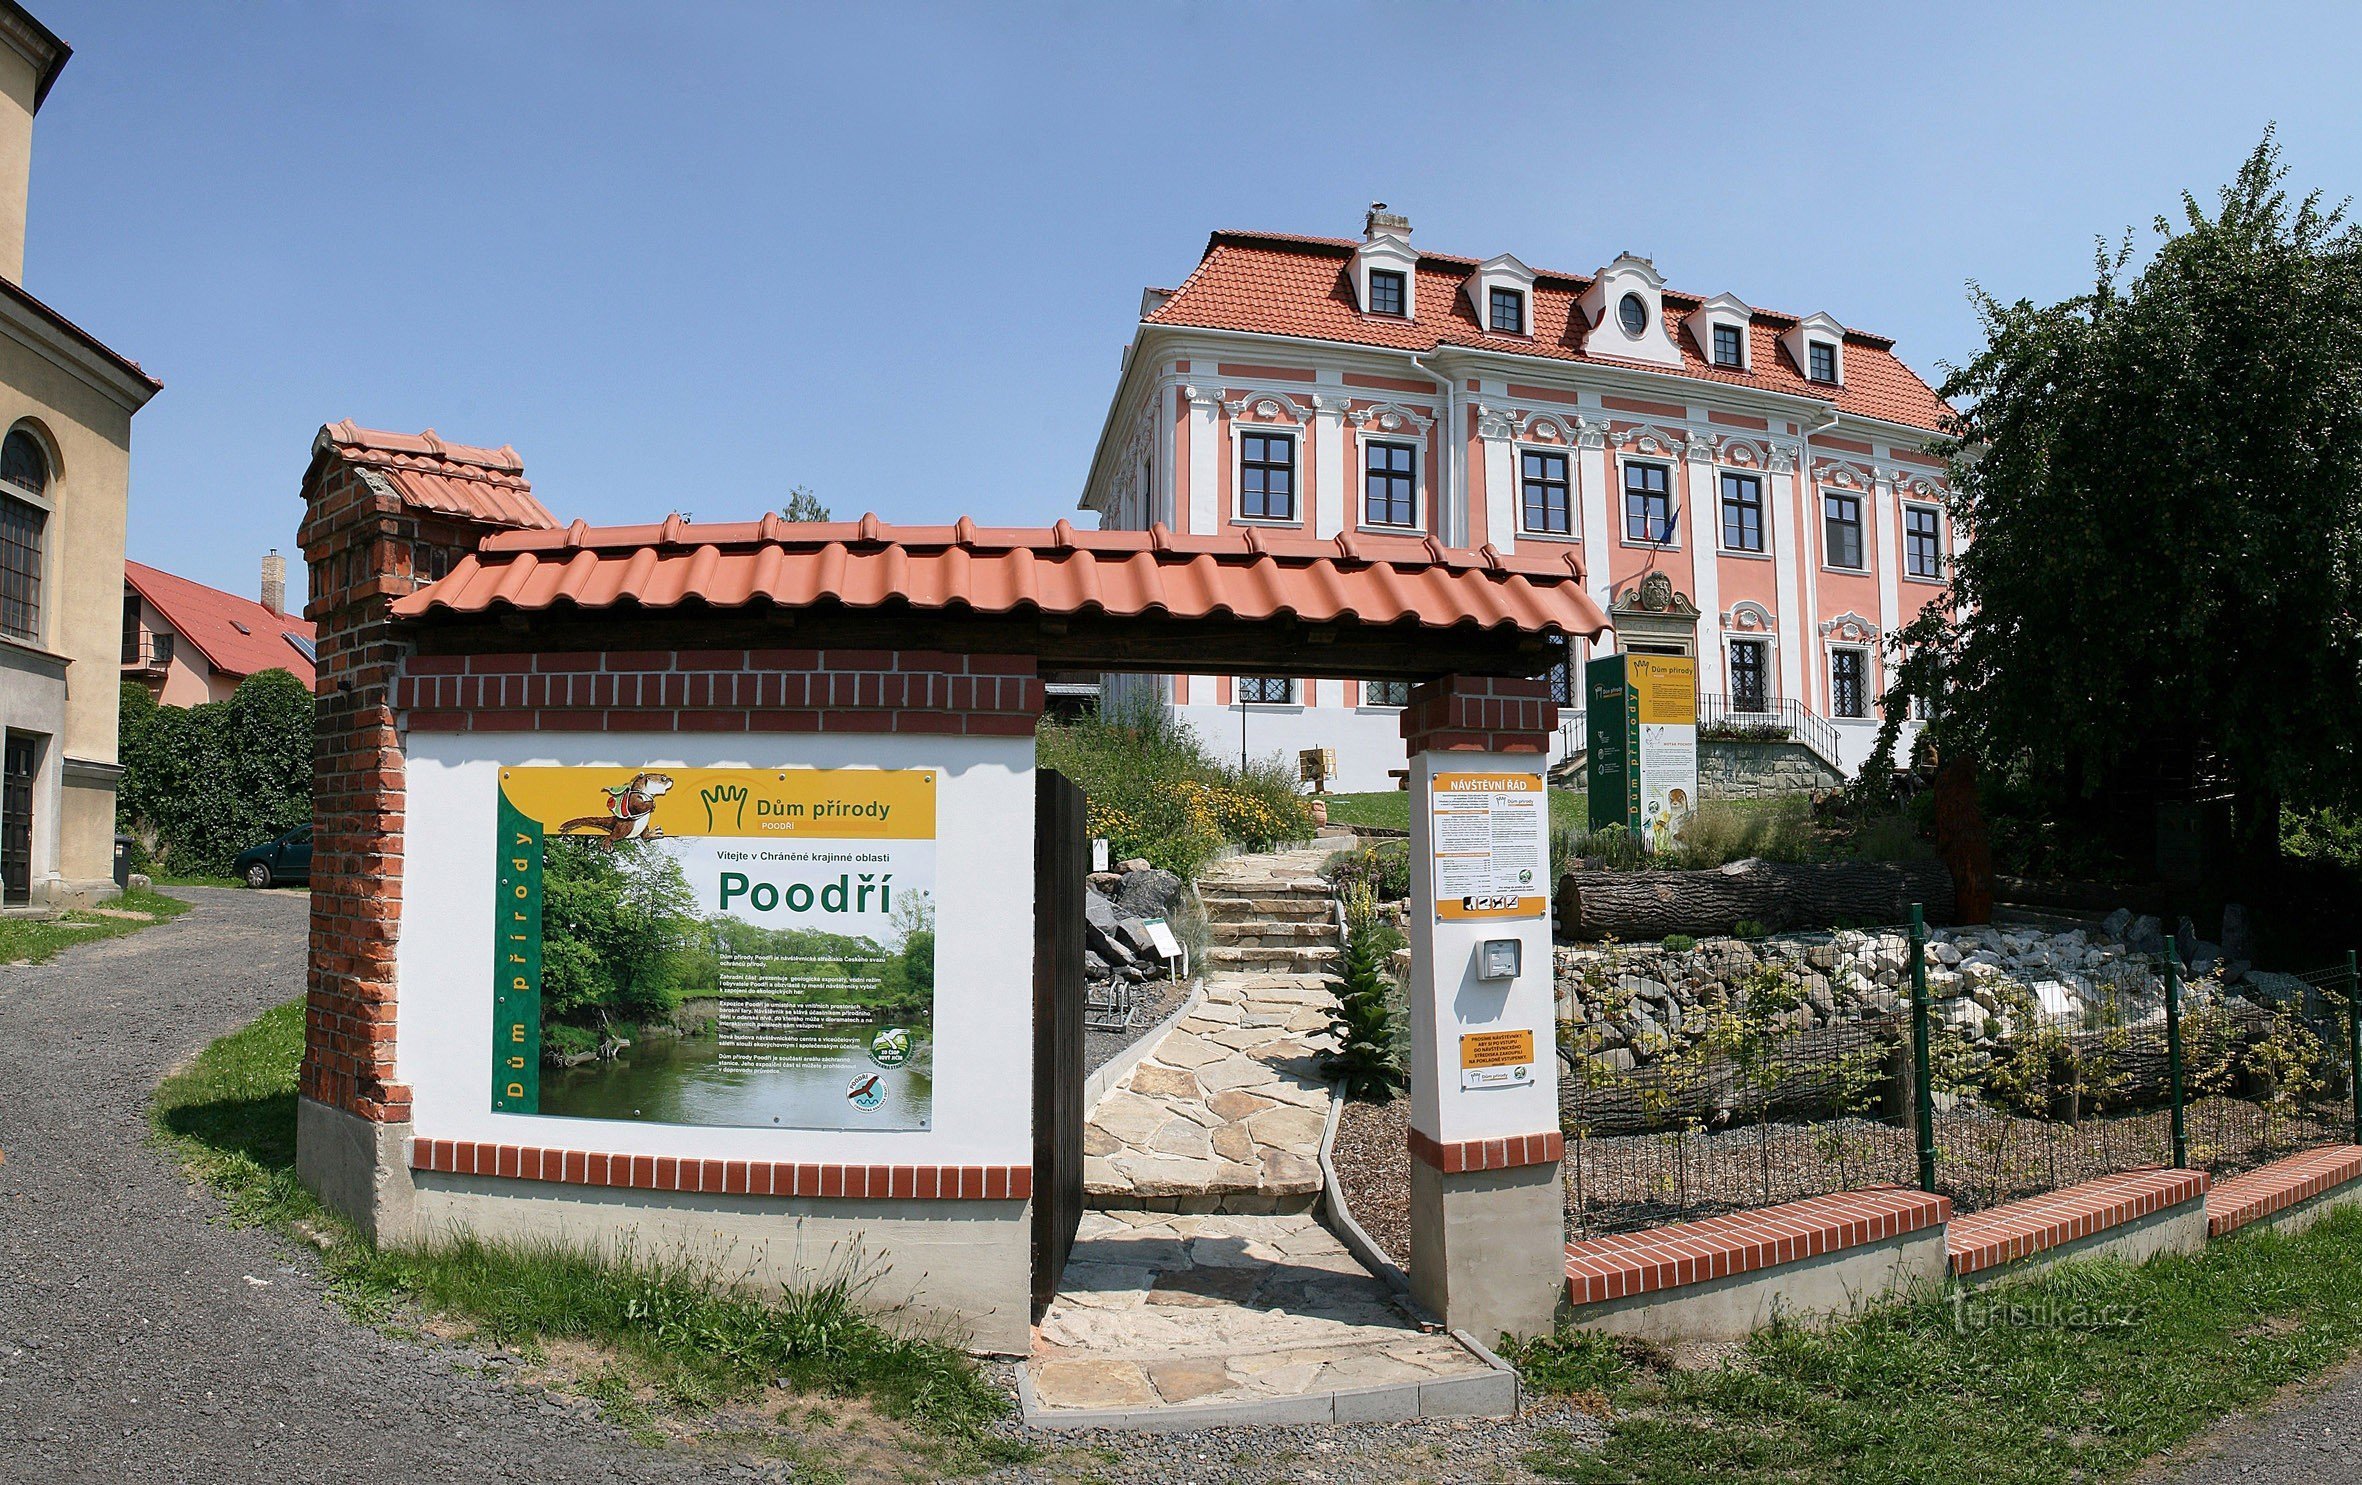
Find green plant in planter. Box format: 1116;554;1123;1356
1324;882;1408;1099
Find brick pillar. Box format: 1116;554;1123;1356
1399;674;1567;1340
291;456;509;1237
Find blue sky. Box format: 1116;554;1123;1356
24;1;2362;604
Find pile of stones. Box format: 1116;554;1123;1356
1084;859;1186;994
1557;905;2289;1072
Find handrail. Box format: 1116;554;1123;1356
1696;692;1845;774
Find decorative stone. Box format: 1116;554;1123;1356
1128;1063;1202;1100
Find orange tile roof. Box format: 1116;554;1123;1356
125;559;316;688
312;420;558;529
393;514;1609;639
1146;232;1954;433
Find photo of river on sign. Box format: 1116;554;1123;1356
490;766;936;1131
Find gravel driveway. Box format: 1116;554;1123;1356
0;887;712;1485
2153;1352;2362;1484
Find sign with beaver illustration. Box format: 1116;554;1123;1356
491;767;937;1131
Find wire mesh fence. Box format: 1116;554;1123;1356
1557;921;2361;1241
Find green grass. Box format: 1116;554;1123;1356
0;886;189;964
152;998;1023;1465
1324;787;1590;833
1516;1207;2362;1483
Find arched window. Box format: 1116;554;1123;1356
0;428;47;642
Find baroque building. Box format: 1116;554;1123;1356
1077;208;1952;790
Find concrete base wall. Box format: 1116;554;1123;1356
2228;1178;2362;1242
1958;1197;2209;1286
1409;1160;1564;1342
1563;1227;1949;1342
295;1097;1034;1355
1697;739;1845;800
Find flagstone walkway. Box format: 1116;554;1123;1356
1083;845;1343;1210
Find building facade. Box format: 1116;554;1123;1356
123;554;316;705
0;4;160;906
1077;209;1954;791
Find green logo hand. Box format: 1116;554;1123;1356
701;782;749;831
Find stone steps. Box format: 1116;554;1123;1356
1210;920;1336;948
1207;944;1340;972
1198;894;1334;922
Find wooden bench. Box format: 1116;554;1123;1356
1562;1186;1951;1339
2206;1145;2362;1239
1946;1167;2207;1281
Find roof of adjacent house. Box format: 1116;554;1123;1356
1142;231;1953;433
311;420;559;530
392;513;1610;639
124;559;316;688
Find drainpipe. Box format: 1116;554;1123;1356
1408;351;1459;546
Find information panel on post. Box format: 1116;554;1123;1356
1429;771;1548;921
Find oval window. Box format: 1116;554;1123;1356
1617;292;1649;337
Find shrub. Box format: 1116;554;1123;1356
1324;883;1407;1099
1037;699;1315;878
1561;821;1647;871
1734;918;1771;940
1661;933;1697;952
1849;810;1935;862
117;671;313;877
1666;797;1813;870
1321;839;1411;902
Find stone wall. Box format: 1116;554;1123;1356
1698;738;1845;800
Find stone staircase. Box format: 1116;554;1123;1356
1083;845;1344;1211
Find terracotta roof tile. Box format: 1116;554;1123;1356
312;420;558;529
1145;233;1954;434
393;516;1609;639
125;559;316;688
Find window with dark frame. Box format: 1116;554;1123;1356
1729;639;1768;712
1;431;47;497
1489;286;1525;334
1712;323;1744;368
0;495;42;644
1720;471;1764;552
1624;462;1674;543
1239;430;1296;521
1368;269;1407;317
1830;650;1867;718
1905;504;1942;578
1822;491;1864;569
1364;440;1416;527
1521;448;1571;535
1618;292;1649;337
1237;676;1294;705
1362;679;1411;708
1547;658;1576;706
1808;340;1839;383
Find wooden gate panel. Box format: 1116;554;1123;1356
1031;768;1086;1310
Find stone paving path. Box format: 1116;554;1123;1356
1027;1211;1494;1416
1083;846;1343;1209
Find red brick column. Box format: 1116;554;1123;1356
1399;674;1558;756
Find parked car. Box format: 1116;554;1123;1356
233;825;312;888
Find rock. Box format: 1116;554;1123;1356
1114;868;1185;920
1084;891;1120;932
1128;1063;1202;1100
1087;871;1123;895
1116;916;1161;957
2102;908;2134;941
1084;949;1110;979
1118;857;1153;874
2220;903;2253;962
2126;915;2166;956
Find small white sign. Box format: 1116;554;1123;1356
1141;916;1182;960
1091;837;1111;873
1461;1063;1534;1091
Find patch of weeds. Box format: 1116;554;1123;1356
1501;1328;1636;1397
0;886;189;964
152;996;1018;1460
578;1369;666;1447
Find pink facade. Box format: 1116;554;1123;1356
1080;214;1955;788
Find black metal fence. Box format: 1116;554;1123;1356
1558;917;2361;1240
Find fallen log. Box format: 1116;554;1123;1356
1558;857;1956;941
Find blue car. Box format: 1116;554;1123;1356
233;825;312;888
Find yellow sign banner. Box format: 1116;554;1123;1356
497;767;935;841
1629;654;1699;725
1460;1029;1535;1070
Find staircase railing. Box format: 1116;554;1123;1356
1696;693;1846;775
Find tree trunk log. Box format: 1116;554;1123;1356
1559;857;1956;940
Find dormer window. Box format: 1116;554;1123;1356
1617;293;1649;337
1489;287;1525;334
1779;311;1848;387
1369;269;1407;317
1354;207;1419;322
1809;341;1839;384
1712;324;1744;367
1580;256;1681;368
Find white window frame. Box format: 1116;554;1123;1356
1353;422;1427;534
1819;487;1868;572
1358;678;1412;710
1618;457;1682;550
1514;441;1579;541
1827;645;1873;720
1716;468;1770;557
1234;675;1299;707
1231;416;1304;528
1726;635;1773;711
1901;501;1945;582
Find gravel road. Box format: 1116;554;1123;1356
2153;1353;2362;1483
0;887;713;1485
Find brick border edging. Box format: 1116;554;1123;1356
1563;1185;1950;1307
410;1139;1032;1201
2206;1146;2362;1238
1407;1127;1564;1175
1945;1167;2207;1277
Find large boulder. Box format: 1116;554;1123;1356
1113;867;1184;920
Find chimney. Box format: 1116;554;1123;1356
1363;201;1410;242
0;11;69;285
261;549;285;617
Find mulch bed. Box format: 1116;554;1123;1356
1333;1095;1414;1269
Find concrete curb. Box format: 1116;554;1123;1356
1018;1361;1518;1432
1081;975;1207;1114
1316;1078;1415;1299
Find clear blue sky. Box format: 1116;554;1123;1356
22;1;2362;605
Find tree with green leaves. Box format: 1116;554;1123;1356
782;487;831;522
1886;133;2362;877
118;669;313;875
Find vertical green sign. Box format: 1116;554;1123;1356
1586;654;1641;833
491;784;542;1113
